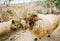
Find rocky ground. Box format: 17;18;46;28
0;15;60;41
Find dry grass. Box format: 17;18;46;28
0;2;60;41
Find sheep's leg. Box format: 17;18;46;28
34;38;41;41
47;35;50;38
34;38;38;41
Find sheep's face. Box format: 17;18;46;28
21;13;38;30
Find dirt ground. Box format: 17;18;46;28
0;15;60;41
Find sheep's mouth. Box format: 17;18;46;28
27;17;38;30
29;20;34;29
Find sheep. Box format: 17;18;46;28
0;20;12;36
20;18;29;31
31;14;59;38
0;11;18;36
21;13;59;39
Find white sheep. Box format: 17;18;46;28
31;14;59;38
21;13;59;39
0;20;12;36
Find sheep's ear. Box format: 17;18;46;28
33;14;37;17
12;20;15;24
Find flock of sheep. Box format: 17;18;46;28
0;12;60;41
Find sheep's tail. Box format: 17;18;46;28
55;21;59;29
59;18;60;22
53;15;60;30
57;15;60;22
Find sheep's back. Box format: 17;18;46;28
0;20;12;36
31;14;59;38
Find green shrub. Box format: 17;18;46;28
7;10;13;14
51;9;56;14
33;8;42;14
22;8;30;17
7;10;14;16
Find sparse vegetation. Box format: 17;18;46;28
33;8;42;14
0;0;60;41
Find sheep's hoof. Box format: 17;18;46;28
34;38;37;41
47;35;50;38
39;38;41;39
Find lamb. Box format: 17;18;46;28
21;19;27;30
21;13;59;39
20;18;29;31
0;20;12;36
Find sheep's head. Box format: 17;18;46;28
21;13;38;30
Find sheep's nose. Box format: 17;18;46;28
24;18;26;20
12;20;15;24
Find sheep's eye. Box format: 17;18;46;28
12;20;15;24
